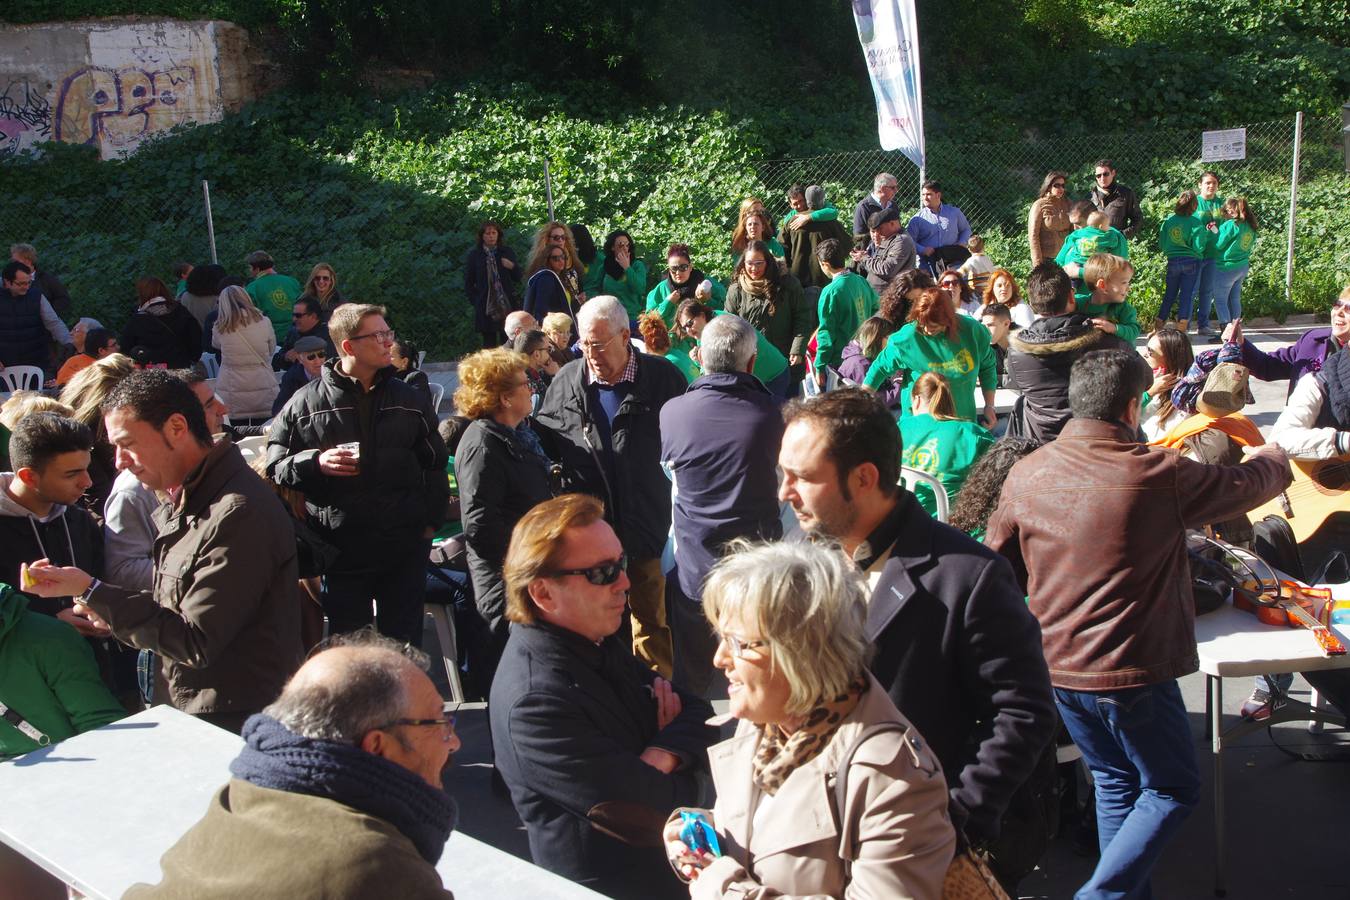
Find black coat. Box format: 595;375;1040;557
1005;313;1132;444
463;245;521;333
265;360;448;559
120;301;202;369
489;622;714;895
456;418;553;636
865;491;1056;843
534;352;687;559
0;490;104;618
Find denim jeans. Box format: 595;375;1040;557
1211;264;1249;323
1159;257;1201;322
1055;681;1201;900
1193;258;1218;330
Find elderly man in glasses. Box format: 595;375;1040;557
268;303;448;648
124;631;460;899
272;296;335;370
490;494;715;898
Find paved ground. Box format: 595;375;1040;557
423;316;1350;900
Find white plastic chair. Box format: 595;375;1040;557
429;382;445;414
417;350;427;368
0;365;44;392
899;466;950;523
198;352;220;379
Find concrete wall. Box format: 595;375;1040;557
0;18;257;160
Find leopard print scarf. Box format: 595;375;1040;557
751;677;868;796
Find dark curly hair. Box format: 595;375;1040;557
948;436;1041;537
879;269;935;324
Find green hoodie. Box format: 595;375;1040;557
0;585;124;757
644;278;727;329
862;315;997;421
1214;220;1258;271
815;272;879;370
1158;213;1210;260
1194;196;1225;260
1056;226;1130;270
583;253;650;319
900;413;995;517
1077;298;1142;344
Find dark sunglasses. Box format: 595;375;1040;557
669;263;691;273
303;351;327;361
543;554;628;585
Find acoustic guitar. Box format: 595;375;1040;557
1249;457;1350;543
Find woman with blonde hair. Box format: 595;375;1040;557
664;540;955;897
730;206;784;261
863;287;998;426
59;353;137;507
524;223;586;322
300;262;345;316
453;348;554;665
540;311;577;368
212;284;277;425
900;372;996;517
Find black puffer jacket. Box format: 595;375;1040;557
535;353;687;559
265;360;448;559
120;299;203;369
1005;313;1132;443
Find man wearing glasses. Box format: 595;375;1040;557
267;303;448;648
272;296;334;370
490;494;715;898
536;295;689;679
125;631;459;898
0;259;74;374
1089;159;1144;240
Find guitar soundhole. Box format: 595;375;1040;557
1309;460;1350;494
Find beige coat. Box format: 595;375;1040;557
214;315;278;419
1027;196;1072;266
684;676;956;899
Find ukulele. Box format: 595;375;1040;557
1237;579;1347;657
1249;458;1350;543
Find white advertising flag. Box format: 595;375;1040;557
852;0;925;170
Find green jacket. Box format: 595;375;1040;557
724;274;813;359
862;315;997;422
583;253;649;319
0;585;124;758
1055;226;1130;269
1194;196;1225;260
665;343;702;384
900;413;995;517
644;278;727;328
125;779;454;898
1214;221;1258;271
246;272;303;343
815;272;878;370
685;315;788;383
778;205;839;233
1158;213;1211;260
1077;298;1142;344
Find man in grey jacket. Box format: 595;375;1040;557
27;370;302;733
848;207;916;295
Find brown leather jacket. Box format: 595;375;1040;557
986;419;1290;691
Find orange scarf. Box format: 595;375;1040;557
1152;412;1264;450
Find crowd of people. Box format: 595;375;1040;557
0;158;1345;900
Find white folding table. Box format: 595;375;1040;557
1195;600;1350;896
0;705;601;899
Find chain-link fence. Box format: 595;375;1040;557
1;112;1344;363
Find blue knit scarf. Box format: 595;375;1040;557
230;714;458;864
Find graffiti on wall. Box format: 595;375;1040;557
54;64;198;153
0;78;52;157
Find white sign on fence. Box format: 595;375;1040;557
1201;128;1247;162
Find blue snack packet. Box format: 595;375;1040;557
679;810;722;858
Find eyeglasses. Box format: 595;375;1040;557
668;263;691;274
941;279;962;287
548;253;567;262
744;258;767;269
543;554;627;585
350;329;396;343
370;704;457;738
720;633;768;659
313;275;332;282
677;319;697;330
1094;171;1112;179
1333;300;1350;313
580;333;621;353
303;351;327;361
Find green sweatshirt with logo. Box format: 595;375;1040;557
900;413;995;518
862;315;997;422
1214;221;1258;271
1158;213;1211;260
1056;226;1130;269
1194;196;1225;260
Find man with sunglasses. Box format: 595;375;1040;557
273;335;329;416
272;296;334;370
1089;159;1144;240
268;303;448;648
126;631;459;899
491;494;715;898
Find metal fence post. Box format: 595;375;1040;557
1284;111;1303;304
202;179;218;265
543;161;556;223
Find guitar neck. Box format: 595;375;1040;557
1279;599;1347;656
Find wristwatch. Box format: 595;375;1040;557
77;578;102;605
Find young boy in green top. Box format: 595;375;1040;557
1055;210;1129;306
1079;253;1141;344
813;238;879;371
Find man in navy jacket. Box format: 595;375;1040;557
659;314;784;698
